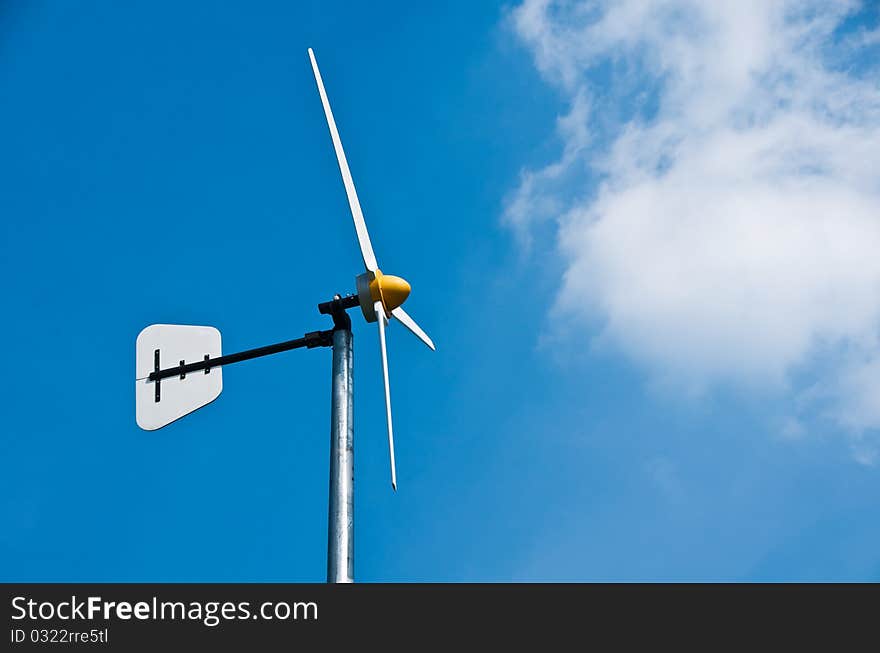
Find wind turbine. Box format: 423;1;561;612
134;48;435;582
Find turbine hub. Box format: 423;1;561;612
371;272;410;312
356;269;410;322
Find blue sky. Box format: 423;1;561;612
2;0;880;582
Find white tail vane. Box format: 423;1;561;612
135;325;223;430
308;48;378;272
376;301;397;490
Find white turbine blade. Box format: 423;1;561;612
308;48;379;272
375;301;397;491
391;306;435;351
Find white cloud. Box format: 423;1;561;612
506;0;880;447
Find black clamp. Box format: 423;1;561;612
305;330;334;348
318;293;358;332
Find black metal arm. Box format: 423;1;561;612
148;294;361;382
148;330;333;382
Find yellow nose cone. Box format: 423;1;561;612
370;273;411;312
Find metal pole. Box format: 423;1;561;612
327;326;354;583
